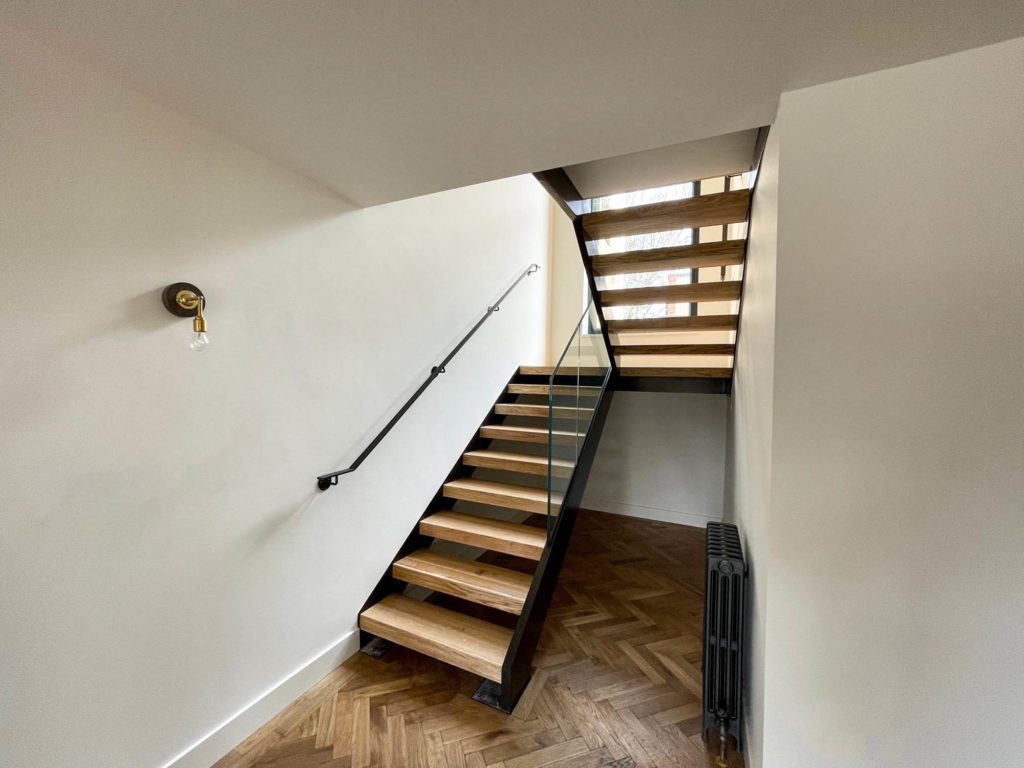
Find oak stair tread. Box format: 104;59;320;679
614;343;735;356
619;367;733;378
462;449;575;477
495;403;595;419
359;594;511;682
443;477;561;515
420;511;547;560
518;366;607;376
480;424;586;444
600;281;742;307
394;550;532;614
581;189;750;240
508;383;602;396
591;240;745;276
607;315;738;333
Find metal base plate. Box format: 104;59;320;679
470;680;512;713
359;637;392;660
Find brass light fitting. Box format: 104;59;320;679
161;282;210;351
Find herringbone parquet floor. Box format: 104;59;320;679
212;510;739;768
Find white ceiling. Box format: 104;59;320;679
4;1;1023;207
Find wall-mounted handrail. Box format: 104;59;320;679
316;263;540;491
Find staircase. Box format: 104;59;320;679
342;135;766;715
356;364;612;711
537;136;766;387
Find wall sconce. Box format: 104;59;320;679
161;282;209;351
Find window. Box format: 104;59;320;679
589;182;697;320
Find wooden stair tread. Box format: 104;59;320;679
607;315;738;333
359;595;511;682
463;449;574;477
581;189;750;240
443;477;561;515
508;383;602;396
600;281;742;306
618;367;733;378
518;366;607;376
480;424;586;444
591;240;745;276
495;403;595;419
421;511;547;560
394;550;532;614
614;343;735;356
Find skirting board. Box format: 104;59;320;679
158;628;361;768
743;717;761;768
582;496;722;529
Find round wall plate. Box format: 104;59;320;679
161;282;205;317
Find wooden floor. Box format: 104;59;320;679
213;510;741;768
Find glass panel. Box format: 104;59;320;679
546;296;611;538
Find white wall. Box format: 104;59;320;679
546;208;588;362
0;31;551;768
585;392;727;527
727;37;1024;768
723;126;779;768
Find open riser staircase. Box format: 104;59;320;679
356;365;613;712
344;133;766;716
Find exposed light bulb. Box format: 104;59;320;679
190;331;210;351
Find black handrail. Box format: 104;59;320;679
316;263;540;491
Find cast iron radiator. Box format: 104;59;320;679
702;521;747;754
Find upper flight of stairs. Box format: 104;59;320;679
537;147;763;383
357;366;609;708
585;184;749;380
